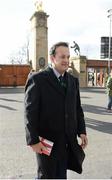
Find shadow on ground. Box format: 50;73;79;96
0;104;17;111
82;104;111;115
0;97;23;103
85;117;112;134
0;87;24;94
80;87;106;94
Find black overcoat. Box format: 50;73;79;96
24;67;86;174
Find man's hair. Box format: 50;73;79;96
49;42;69;56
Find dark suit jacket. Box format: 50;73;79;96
24;67;86;174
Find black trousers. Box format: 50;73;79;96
36;144;68;179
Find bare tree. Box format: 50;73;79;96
9;35;29;64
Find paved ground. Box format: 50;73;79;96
0;87;112;179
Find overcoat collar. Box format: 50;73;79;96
44;67;72;97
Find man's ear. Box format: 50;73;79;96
50;55;54;63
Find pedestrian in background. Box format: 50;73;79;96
24;42;88;179
106;72;112;112
91;73;94;86
28;69;35;78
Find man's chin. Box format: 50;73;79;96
63;67;69;71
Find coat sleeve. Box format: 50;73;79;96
76;78;86;136
24;75;40;145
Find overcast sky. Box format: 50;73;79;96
0;0;111;64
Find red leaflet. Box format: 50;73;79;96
39;137;54;156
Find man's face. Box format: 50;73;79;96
50;46;70;74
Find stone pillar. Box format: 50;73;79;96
70;56;87;87
29;11;49;71
79;56;87;87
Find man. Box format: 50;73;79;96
106;72;112;112
24;42;88;179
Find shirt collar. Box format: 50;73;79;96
52;67;64;79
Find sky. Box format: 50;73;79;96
0;0;112;64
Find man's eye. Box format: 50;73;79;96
60;56;65;59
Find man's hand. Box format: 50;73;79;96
30;142;47;154
80;134;88;149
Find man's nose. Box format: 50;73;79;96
65;57;69;61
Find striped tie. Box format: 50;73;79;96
59;75;66;89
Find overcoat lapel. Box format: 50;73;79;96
65;72;76;104
45;67;76;99
45;67;66;96
65;73;71;100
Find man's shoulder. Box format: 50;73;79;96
67;72;78;82
30;68;49;79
